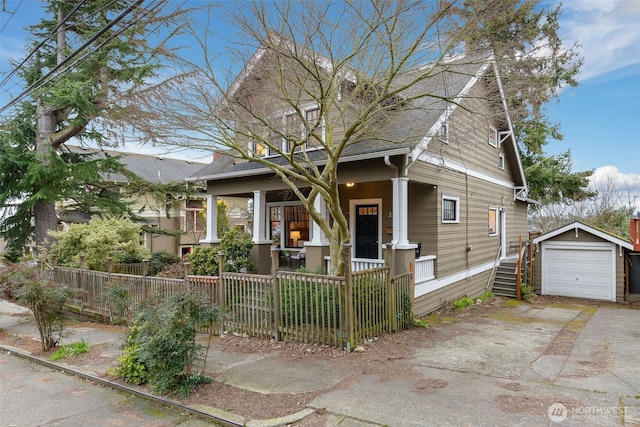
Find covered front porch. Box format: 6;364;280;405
199;174;438;282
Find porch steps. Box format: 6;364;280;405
492;261;518;298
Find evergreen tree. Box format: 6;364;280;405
443;0;593;205
0;0;185;252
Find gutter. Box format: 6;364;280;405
187;147;411;183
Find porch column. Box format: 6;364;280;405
251;190;272;274
311;196;328;244
252;190;269;243
200;195;220;244
307;195;330;272
392;177;410;247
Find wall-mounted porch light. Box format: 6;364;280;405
345;182;355;188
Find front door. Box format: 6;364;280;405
355;204;379;259
499;209;507;259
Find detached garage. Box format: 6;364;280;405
532;221;634;302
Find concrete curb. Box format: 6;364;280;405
0;344;315;427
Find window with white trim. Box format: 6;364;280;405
488;207;498;236
185;199;205;232
498;153;505;170
438;122;448;143
488;125;498;148
305;107;324;149
442;195;460;223
268;203;310;249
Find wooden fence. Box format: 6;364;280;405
52;246;414;351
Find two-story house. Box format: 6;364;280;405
61;146;209;257
188;41;533;316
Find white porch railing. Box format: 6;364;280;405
323;256;436;281
414;255;436;284
325;256;385;273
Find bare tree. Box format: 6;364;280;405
138;1;513;274
531;174;638;238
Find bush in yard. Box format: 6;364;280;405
8;264;72;351
147;251;182;276
218;227;256;273
186;246;219;276
187;227;255;276
115;290;225;397
49;218;150;271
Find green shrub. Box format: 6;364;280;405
49;340;90;361
111;336;149;385
187;227;255;276
218;227;255;273
186;246;219;276
116;291;226;397
148;251;182;276
11;266;72;351
520;283;534;303
477;291;493;302
49;218;150;271
452;296;474;310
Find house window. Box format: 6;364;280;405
442;195;460;223
250;139;267;157
498;153;505;170
488;207;498;236
285;112;302;153
438;122;448;143
269;206;281;246
185;199;205;232
488;125;498;148
269;204;310;248
305;107;324;148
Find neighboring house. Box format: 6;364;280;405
61;146;208;257
187;43;533;316
532;220;638;303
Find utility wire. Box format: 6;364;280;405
0;0;86;91
0;0;148;108
0;0;147;116
0;0;23;34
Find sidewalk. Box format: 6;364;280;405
2;297;640;426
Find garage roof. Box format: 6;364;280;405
533;221;633;250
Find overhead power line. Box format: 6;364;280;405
0;0;148;116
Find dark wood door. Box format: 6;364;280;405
355;204;378;259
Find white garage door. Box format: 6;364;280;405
542;242;615;301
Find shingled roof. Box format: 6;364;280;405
64;145;207;184
187;47;498;182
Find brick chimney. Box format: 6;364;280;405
631;218;640;251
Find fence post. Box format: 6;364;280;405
79;255;86;311
183;262;191;290
271;246;280;341
107;257;113;274
217;252;225;310
142;259;149;300
343;244;354;352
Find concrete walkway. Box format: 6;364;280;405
1;298;639;426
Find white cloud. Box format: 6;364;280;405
590;165;640;214
560;0;640;80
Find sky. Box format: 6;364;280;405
0;0;639;208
